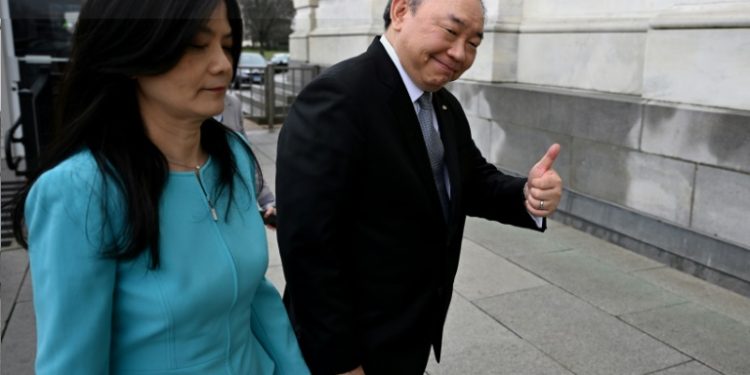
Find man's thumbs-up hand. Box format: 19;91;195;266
525;144;563;217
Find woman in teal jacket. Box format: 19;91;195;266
10;0;309;373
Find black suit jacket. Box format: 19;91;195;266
277;38;543;374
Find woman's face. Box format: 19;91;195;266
136;1;234;125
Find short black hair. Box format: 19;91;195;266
383;0;486;30
383;0;423;30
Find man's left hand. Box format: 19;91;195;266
525;144;563;217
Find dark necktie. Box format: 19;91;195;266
417;92;450;221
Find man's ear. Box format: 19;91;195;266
390;0;410;31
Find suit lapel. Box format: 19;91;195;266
368;39;449;225
387;93;436;185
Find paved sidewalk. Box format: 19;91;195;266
3;129;750;374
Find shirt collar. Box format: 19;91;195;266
380;36;425;104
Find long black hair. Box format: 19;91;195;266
11;0;255;268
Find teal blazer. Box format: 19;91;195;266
25;134;309;374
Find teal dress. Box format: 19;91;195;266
25;135;309;374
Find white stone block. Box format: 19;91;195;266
522;0;682;18
308;34;375;66
461;30;519;83
517;32;646;94
489;121;572;182
445;81;481;117
302;0;386;66
642;104;750;174
314;0;386;30
693;166;750;248
289;36;309;63
570;140;695;226
642;28;750;111
622;152;694;226
650;1;750;29
291;6;316;34
483;0;524;23
466;115;492;156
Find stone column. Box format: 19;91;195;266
307;0;388;66
290;0;319;63
461;0;524;83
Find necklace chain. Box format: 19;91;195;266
165;156;218;221
166;158;201;170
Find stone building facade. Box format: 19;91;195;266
288;0;750;296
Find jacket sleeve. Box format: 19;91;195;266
25;165;118;374
449;95;545;231
276;75;365;374
250;277;311;375
256;178;276;209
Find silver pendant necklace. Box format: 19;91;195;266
167;158;218;221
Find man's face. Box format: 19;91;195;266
391;0;484;92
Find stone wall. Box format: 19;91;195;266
450;81;750;296
289;0;750;295
290;0;387;64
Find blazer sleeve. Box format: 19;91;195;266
276;75;365;374
223;93;245;135
25;165;118;374
250;277;311;375
450;96;544;231
256;181;276;209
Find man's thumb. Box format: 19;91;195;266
531;143;560;175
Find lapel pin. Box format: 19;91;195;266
442;105;448;111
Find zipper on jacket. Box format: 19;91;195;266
194;165;218;221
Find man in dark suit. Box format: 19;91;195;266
276;0;563;374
